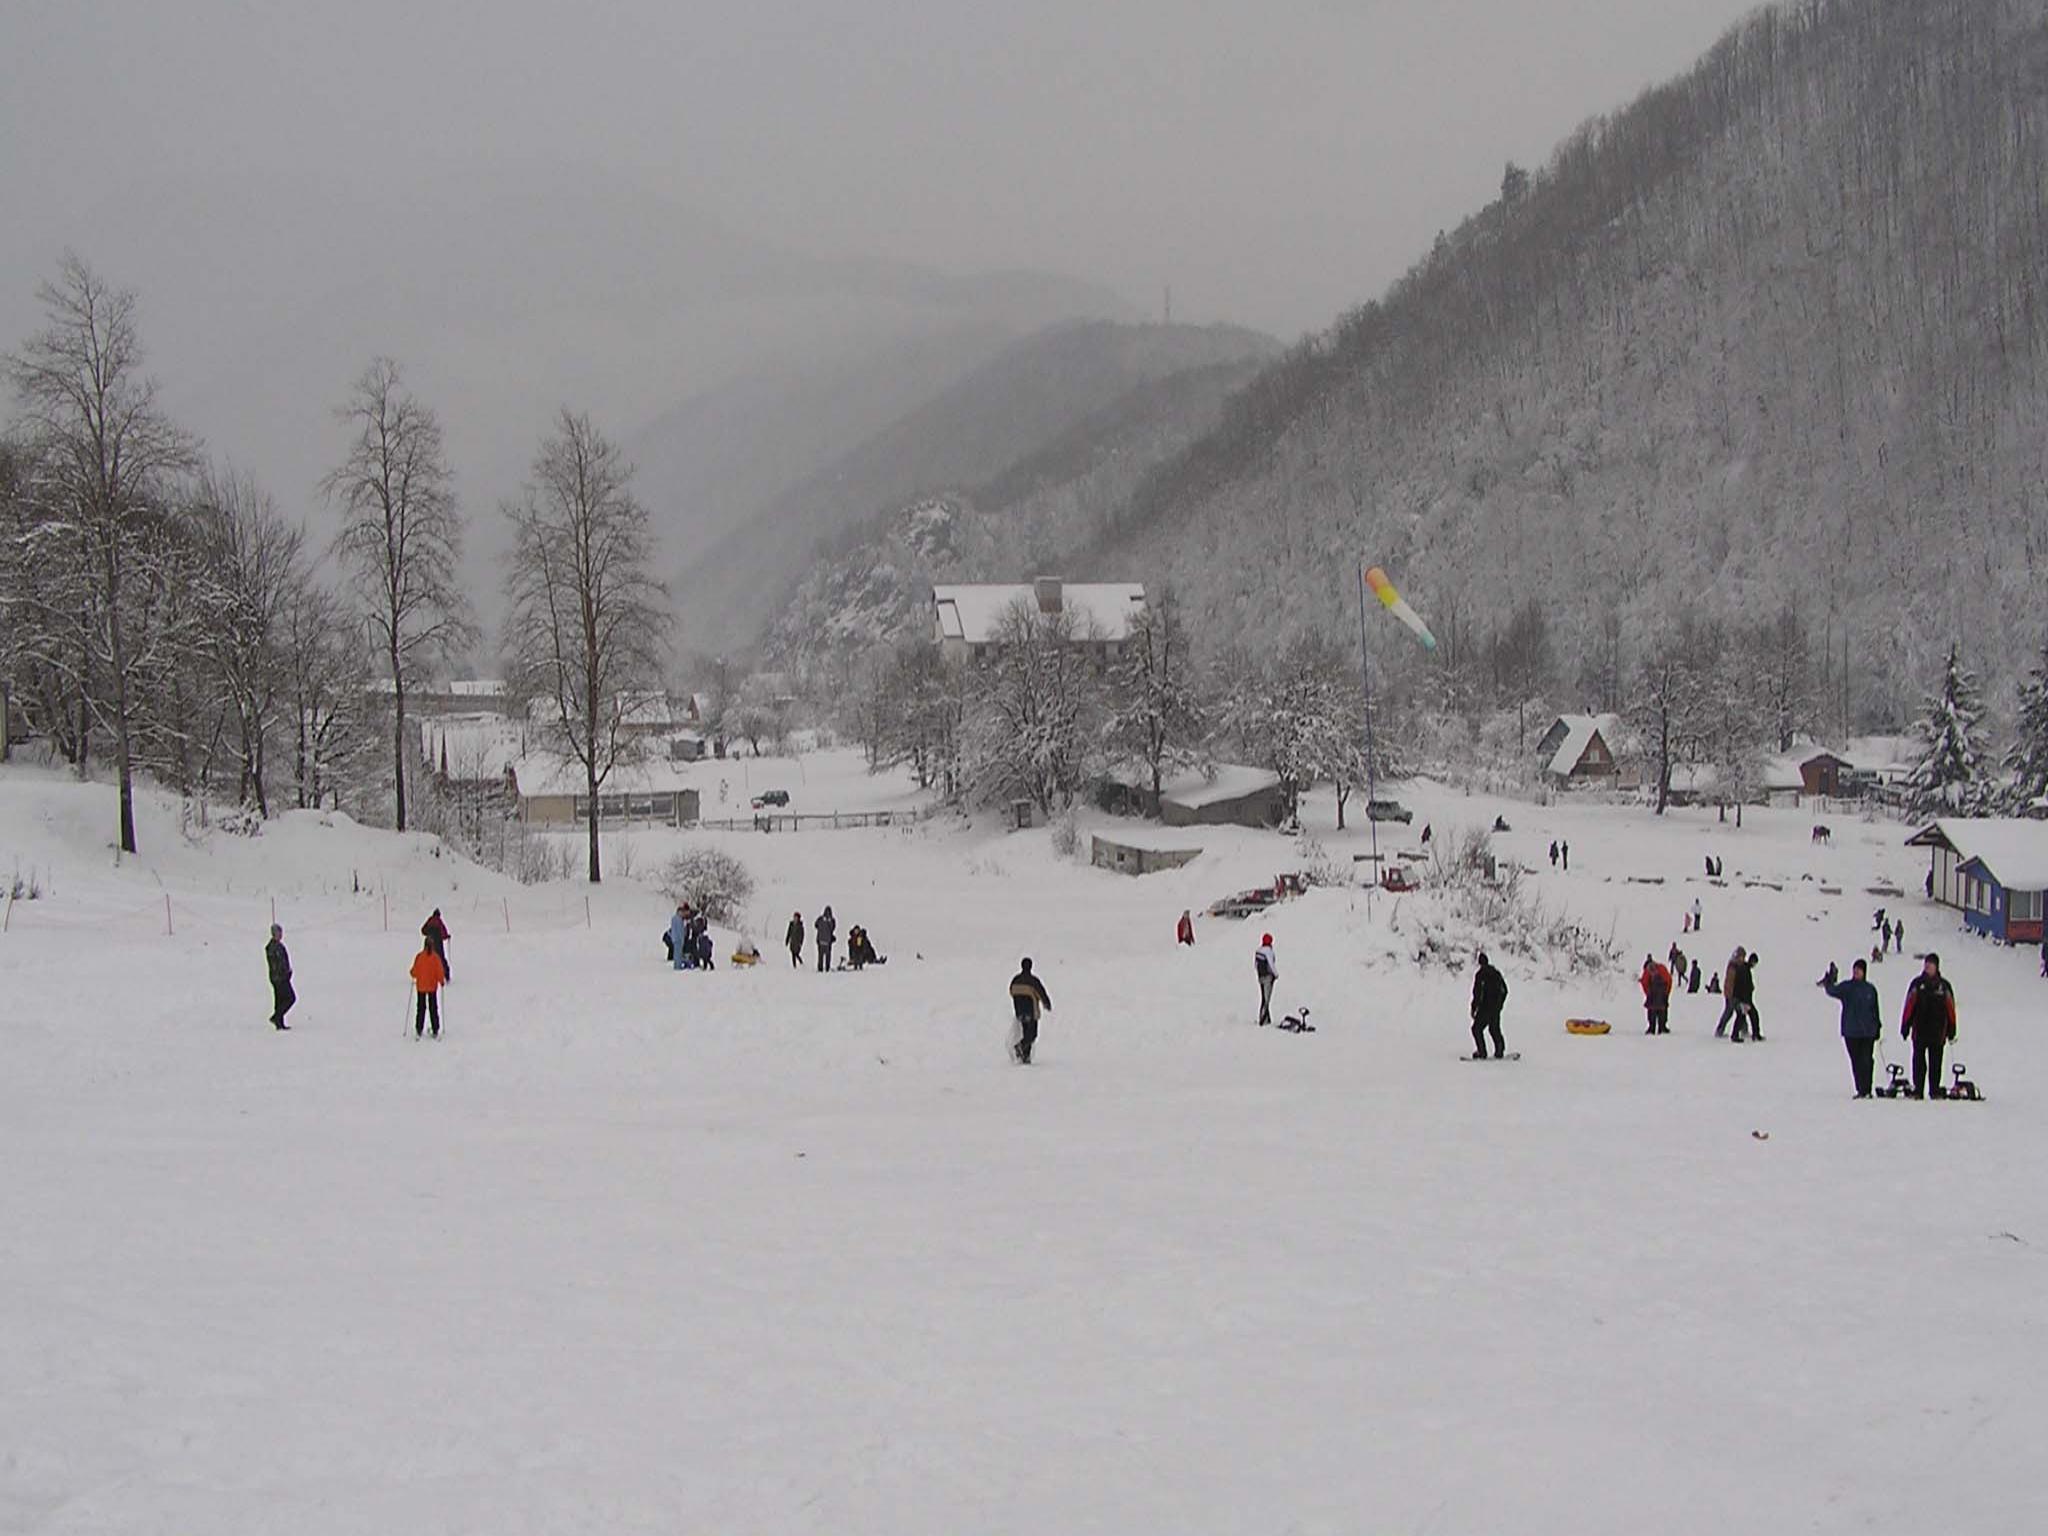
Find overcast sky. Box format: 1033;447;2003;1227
5;0;1762;342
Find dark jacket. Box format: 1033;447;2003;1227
1902;974;1957;1043
1729;959;1755;1006
422;912;449;944
815;911;837;946
266;937;292;989
786;917;804;952
1472;962;1508;1019
1010;969;1051;1022
1823;974;1881;1040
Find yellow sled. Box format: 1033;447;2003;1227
1565;1018;1612;1036
731;945;762;968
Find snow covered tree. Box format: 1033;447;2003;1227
727;674;792;757
960;599;1104;815
1908;645;1993;815
2005;639;2048;812
1631;620;1713;816
323;357;473;833
502;409;670;883
6;254;199;854
1749;606;1816;753
1105;589;1207;805
1224;633;1368;824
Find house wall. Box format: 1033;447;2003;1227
1161;788;1288;829
1928;845;1967;909
1090;836;1201;876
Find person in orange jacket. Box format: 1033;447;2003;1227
411;941;448;1039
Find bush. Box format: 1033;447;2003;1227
1049;809;1081;859
659;846;756;925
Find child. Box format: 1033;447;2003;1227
411;940;447;1039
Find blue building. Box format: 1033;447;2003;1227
1954;847;2048;946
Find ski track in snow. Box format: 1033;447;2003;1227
3;758;2047;1533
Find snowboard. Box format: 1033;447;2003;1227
1462;1052;1522;1062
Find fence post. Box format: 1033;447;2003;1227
382;893;388;932
165;893;174;936
585;896;591;929
503;897;511;933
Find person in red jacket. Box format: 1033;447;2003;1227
411;942;448;1040
1900;952;1957;1097
420;908;451;980
1176;909;1195;946
1639;955;1673;1035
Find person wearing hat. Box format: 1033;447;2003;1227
1900;951;1958;1098
420;907;451;981
1820;957;1882;1097
1254;933;1278;1026
1008;958;1052;1064
785;911;805;968
1471;951;1509;1059
265;923;295;1031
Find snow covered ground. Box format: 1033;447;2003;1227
4;759;2047;1533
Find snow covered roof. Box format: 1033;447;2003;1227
933;581;1145;644
1159;764;1284;810
507;751;701;800
447;679;507;698
1909;817;2048;887
1544;714;1622;777
419;716;527;777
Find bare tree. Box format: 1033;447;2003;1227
322;357;471;831
1106;589;1207;806
279;578;368;811
6;254;197;853
502;409;670;882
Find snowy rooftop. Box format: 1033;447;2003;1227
1159;764;1283;810
933;581;1145;644
1918;817;2048;890
507;751;702;800
419;716;528;777
1544;714;1622;777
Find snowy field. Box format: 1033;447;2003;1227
4;757;2047;1533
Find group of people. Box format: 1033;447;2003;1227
781;906;885;971
665;903;716;970
263;906;454;1039
1822;952;1958;1098
1871;909;1907;959
1548;840;1571;871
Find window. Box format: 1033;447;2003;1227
2012;888;2043;923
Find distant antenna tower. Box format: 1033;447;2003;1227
1163;283;1172;327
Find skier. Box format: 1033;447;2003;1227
675;901;700;974
411;938;447;1039
1254;933;1278;1027
1176;909;1195;947
265;923;295;1031
1732;950;1764;1042
1470;950;1509;1059
1820;959;1881;1098
1640;954;1673;1035
1900;952;1958;1098
1008;957;1052;1064
786;912;805;968
421;907;451;981
1549;840;1559;869
1714;947;1747;1036
815;906;837;972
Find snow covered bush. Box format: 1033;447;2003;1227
1399;830;1620;979
1049;809;1081;860
659;847;755;926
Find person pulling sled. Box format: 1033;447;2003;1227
1009;958;1052;1064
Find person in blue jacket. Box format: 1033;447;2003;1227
667;904;691;972
1820;957;1882;1098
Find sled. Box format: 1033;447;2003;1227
1379;866;1419;894
1565;1018;1612;1036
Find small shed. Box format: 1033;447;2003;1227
1955;837;2048;944
1158;765;1288;828
1091;834;1202;877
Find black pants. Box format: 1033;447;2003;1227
1912;1033;1947;1096
1732;1004;1761;1042
1845;1036;1875;1096
1715;997;1737;1036
789;945;802;968
415;992;440;1037
817;942;833;972
1645;1005;1668;1034
1015;1011;1038;1063
1472;1012;1504;1058
271;982;295;1027
1257;972;1275;1026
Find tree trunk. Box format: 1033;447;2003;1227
106;543;137;855
586;759;602;883
1336;782;1349;829
390;642;408;832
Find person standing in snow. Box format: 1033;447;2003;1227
668;904;690;972
1640;954;1673;1035
1549;840;1559;868
1820;959;1882;1098
1691;897;1703;933
420;908;451;981
815;906;837;972
1688;958;1702;994
786;911;805;968
411;939;447;1039
1715;947;1747;1036
1176;909;1195;946
1900;953;1957;1098
1731;950;1764;1042
1008;957;1052;1064
265;924;295;1031
1470;951;1509;1059
1561;840;1570;872
1879;918;1893;954
1894;918;1905;955
1254;933;1278;1026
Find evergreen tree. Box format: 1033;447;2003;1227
1909;645;1992;815
2005;640;2048;811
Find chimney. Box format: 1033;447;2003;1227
1034;576;1064;614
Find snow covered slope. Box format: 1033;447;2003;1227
4;763;2046;1532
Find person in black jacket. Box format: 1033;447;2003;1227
786;912;804;968
815;906;837;972
1470;951;1509;1059
1821;959;1882;1097
420;908;451;980
1900;953;1958;1098
265;924;295;1031
1731;951;1764;1042
1009;958;1052;1064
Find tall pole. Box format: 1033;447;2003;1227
1358;564;1379;877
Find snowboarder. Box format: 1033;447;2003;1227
1470;951;1509;1059
421;908;451;981
1732;950;1764;1042
1820;959;1881;1098
411;939;447;1039
815;906;837;972
786;912;805;968
1900;952;1958;1098
1714;947;1747;1036
1640;955;1673;1035
1549;840;1559;869
1254;933;1278;1026
265;923;294;1031
675;901;700;974
1009;958;1051;1064
1176;909;1195;947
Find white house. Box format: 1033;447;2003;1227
932;578;1145;664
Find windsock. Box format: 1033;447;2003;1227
1364;566;1438;651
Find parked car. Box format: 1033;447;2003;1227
751;789;790;809
1366;799;1413;824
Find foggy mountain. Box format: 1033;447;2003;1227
672;319;1278;656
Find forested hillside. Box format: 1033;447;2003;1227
1081;0;2048;729
672;321;1277;655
